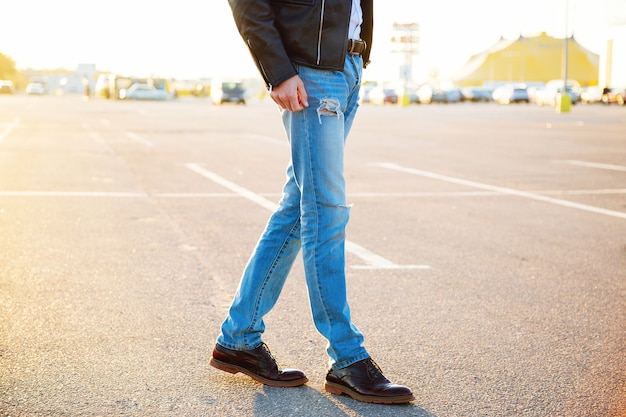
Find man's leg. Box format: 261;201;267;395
284;57;368;369
285;56;414;403
217;166;302;350
211;166;308;387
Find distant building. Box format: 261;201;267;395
22;63;96;95
453;32;599;87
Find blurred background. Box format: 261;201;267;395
1;0;625;106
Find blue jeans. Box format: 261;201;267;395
217;55;369;369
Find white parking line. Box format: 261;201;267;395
186;163;278;212
0;118;19;143
556;159;626;172
0;191;147;197
376;162;626;220
543;189;626;195
186;163;430;270
154;192;244;198
125;131;154;147
349;189;626;197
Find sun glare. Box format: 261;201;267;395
0;0;622;83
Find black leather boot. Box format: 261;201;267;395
325;357;414;404
210;343;308;387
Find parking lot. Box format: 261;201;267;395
1;95;625;416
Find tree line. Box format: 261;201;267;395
0;52;32;89
0;52;17;80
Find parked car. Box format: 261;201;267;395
580;86;603;104
406;89;420;104
25;82;46;95
601;87;626;105
359;80;379;103
535;87;579;106
119;83;169;100
0;80;15;94
535;87;577;106
368;86;398;104
492;84;530;104
211;79;246;104
461;86;493;102
417;84;462;104
535;79;580;106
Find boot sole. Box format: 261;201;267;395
324;381;415;404
210;357;308;387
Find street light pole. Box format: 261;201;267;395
557;0;572;113
391;22;419;107
563;0;569;91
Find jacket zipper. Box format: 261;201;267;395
247;38;271;88
316;0;326;65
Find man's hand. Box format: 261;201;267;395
270;75;308;112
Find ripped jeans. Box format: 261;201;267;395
217;55;369;369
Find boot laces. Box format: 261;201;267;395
365;358;385;381
259;343;280;369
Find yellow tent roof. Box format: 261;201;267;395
453;32;599;87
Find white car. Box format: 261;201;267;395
0;80;15;94
25;83;46;95
535;79;580;106
119;83;169;101
535;87;579;106
492;84;530;104
580;86;603;104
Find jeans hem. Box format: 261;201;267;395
216;337;262;352
332;352;371;370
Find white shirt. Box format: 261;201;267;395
348;0;363;40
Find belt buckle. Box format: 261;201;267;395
348;39;364;56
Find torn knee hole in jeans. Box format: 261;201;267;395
317;98;342;123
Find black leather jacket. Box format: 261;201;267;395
228;0;373;88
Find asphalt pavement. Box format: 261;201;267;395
1;95;625;416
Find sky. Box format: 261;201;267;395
1;0;625;83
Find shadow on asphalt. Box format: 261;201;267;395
253;385;437;417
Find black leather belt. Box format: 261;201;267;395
347;39;366;56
